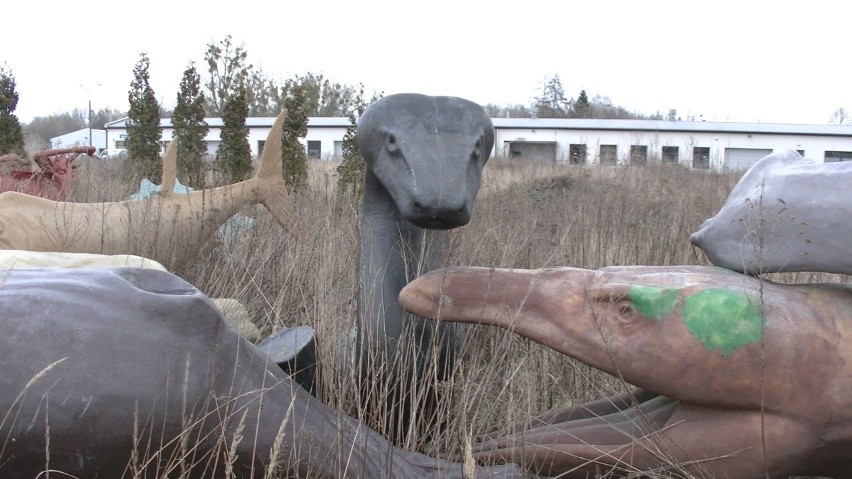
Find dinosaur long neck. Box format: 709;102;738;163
357;169;448;364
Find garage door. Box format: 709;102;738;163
724;148;773;171
507;141;557;163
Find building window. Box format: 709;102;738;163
307;140;321;159
599;145;617;166
662;146;679;164
630;145;648;166
257;140;266;157
692;147;710;169
825;150;852;162
160;140;171;151
569;144;587;165
333;141;344;158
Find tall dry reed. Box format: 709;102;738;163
42;155;842;478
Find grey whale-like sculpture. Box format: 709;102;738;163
354;94;494;421
689;149;852;274
400;264;852;478
0;267;523;478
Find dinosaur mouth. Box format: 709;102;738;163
407;206;471;230
410;216;468;230
469;388;682;475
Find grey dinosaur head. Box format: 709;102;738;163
357;93;494;229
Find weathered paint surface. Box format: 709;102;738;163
690;149;852;275
355;94;496;435
400;265;852;478
682;288;763;355
629;285;679;321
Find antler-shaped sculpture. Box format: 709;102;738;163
0;112;298;269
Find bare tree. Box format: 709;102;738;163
534;74;570;118
204;35;252;116
830;107;850;125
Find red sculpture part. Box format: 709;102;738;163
0;146;95;200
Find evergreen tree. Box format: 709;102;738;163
571;89;591;118
281;80;308;192
336;85;381;202
0;64;26;156
125;53;162;185
173;62;209;188
214;81;251;184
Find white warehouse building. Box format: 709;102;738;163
105;117;350;161
51;128;107;152
105;116;852;171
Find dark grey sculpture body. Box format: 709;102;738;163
690;149;852;274
0;267;522;478
355;94;494;394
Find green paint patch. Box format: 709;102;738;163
682;288;763;356
628;285;679;321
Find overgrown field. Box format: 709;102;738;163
65;157;843;478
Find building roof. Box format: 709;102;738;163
50;128;107;148
104;116;852;138
105;116;351;128
491;118;852;137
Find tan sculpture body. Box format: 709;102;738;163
400;265;852;478
0;111;298;269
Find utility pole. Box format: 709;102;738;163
80;83;101;149
88;98;93;147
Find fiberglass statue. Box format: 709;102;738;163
398;149;852;478
354;93;494;435
0;267;523;479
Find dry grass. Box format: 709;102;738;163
12;155;844;478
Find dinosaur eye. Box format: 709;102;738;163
386;133;400;154
471;135;483;162
616;303;639;325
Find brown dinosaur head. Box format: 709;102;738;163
400;265;852;478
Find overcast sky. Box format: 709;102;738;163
3;1;848;125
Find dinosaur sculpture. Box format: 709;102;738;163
128;176;256;244
399;264;852;478
0;112;297;270
0;248;317;390
0;267;524;478
354;94;494;422
690;149;852;275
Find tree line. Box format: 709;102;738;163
0;35;373;192
485;73;664;120
0;61;668;200
119;34;374;191
19;42;839;195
